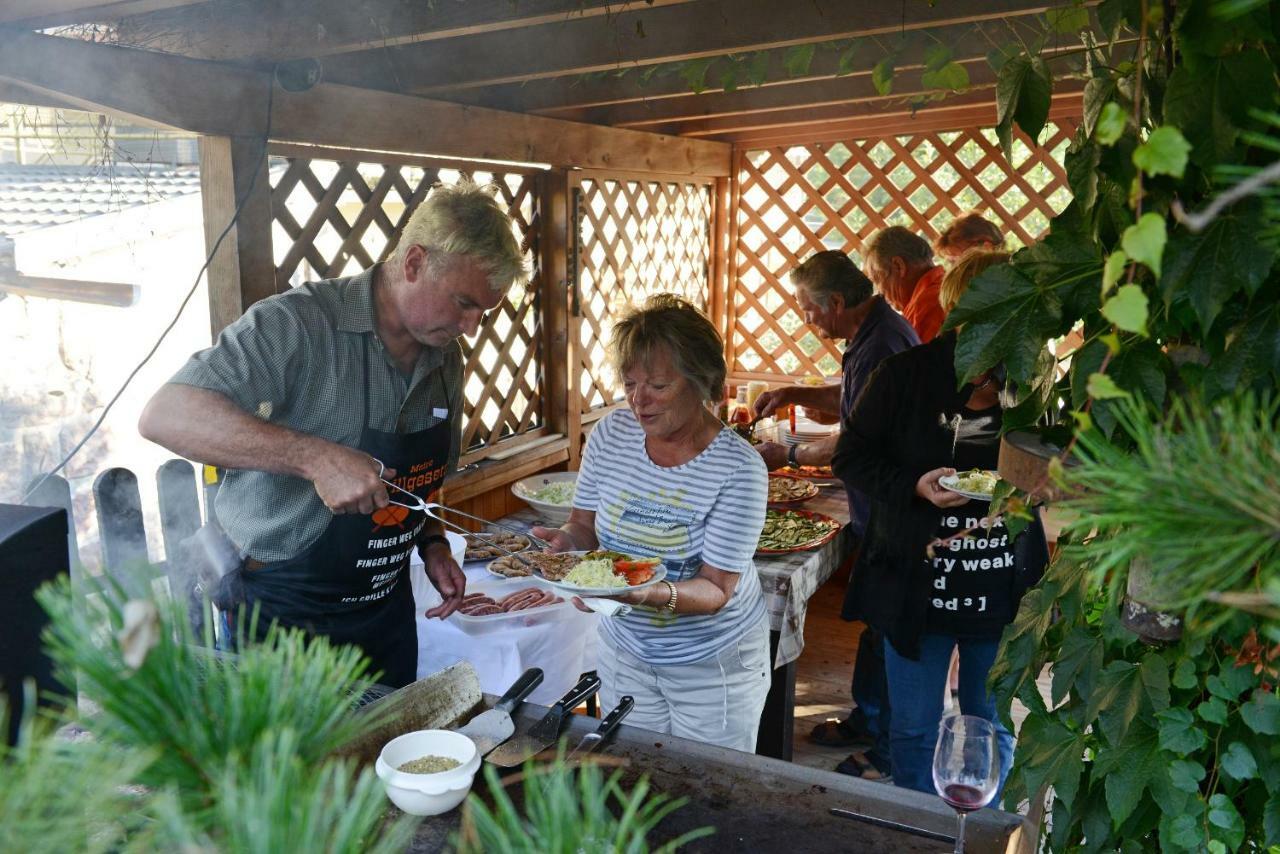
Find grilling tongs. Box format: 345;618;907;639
373;460;551;569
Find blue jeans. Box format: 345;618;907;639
884;633;1014;794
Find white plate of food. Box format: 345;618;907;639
938;469;999;501
501;550;669;596
463;530;532;562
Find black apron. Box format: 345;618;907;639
220;338;451;688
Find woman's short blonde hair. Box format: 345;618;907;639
939;249;1011;313
393;180;527;292
609;294;725;403
936;213;1004;257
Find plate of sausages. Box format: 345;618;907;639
455;586;564;619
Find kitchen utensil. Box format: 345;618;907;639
453;667;543;756
567;695;634;760
485;672;602;767
829;808;956;843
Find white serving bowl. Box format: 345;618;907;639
375;729;480;816
510;472;577;525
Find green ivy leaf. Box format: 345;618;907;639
1088;372;1130;400
1065;142;1101;211
718;62;740;93
1265;792;1280;846
1140;653;1170;713
1198;696;1228;725
1132;126;1192;179
1207;842;1227;854
1094;721;1167;826
784;44;815;77
946;264;1062;387
1168;759;1207;793
1157;707;1209;754
1221;741;1258;782
923;43;952;71
1172;657;1198;690
836;43;859;76
1070;338;1168;436
1161;202;1276;336
1051;630;1104;706
1161;808;1207;853
1012;221;1103;331
1083;76;1119;139
1102;250;1128;295
1088;660;1145;744
922;61;970;91
1008;715;1085;810
1101;284;1150;336
1121;213;1167;278
1207;793;1245;851
1164;49;1274;168
986;42;1021;72
1096;102;1127;145
1203;303;1280;402
996;54;1052;157
747;51;770;86
678;58;715;94
872;56;896;95
1046;2;1091;32
1241;690;1280;735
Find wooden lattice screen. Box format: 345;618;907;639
572;172;714;413
731;121;1077;378
265;144;542;454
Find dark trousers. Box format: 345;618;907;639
850;625;892;774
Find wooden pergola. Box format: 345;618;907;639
0;0;1086;518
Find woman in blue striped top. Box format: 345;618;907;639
532;295;771;752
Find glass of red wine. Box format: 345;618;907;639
932;714;1000;854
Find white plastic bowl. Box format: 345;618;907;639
375;729;480;816
510;472;577;525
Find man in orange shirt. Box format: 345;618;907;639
862;227;945;342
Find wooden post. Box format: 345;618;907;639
722;147;745;373
198;135;277;336
538;168;582;468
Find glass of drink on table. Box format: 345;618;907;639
932;715;999;853
745;380;769;412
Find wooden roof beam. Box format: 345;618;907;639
318;0;1079;95
718;90;1084;147
0;29;730;176
116;0;696;62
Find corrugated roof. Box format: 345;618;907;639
0;163;202;238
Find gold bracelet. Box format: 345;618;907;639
660;580;678;614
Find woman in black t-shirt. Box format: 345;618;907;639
832;249;1049;794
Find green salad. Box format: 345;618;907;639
527;481;576;505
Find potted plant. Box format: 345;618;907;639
938;0;1280;849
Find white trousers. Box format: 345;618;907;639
595;616;772;753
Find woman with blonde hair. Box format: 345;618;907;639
532;294;771;752
832;251;1049;793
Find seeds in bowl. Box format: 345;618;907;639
465;531;531;560
398;754;462;774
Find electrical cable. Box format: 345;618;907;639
21;78;277;504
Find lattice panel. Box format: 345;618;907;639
574;175;713;412
267;149;542;452
732;121;1077;377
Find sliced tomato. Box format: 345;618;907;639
623;568;655;586
613;558;661;573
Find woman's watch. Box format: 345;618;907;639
787;444;800;468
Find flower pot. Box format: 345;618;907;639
1120;556;1183;644
997;431;1074;504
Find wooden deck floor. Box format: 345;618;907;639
789;572;1045;775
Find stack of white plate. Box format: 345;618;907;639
778;416;838;446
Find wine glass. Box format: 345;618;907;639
932;714;1000;854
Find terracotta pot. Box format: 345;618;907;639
997;431;1074;504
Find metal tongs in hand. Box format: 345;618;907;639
374;461;551;568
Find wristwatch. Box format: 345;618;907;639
787;444;800;468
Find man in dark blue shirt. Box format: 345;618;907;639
752;250;918;781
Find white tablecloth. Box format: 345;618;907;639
411;549;599;706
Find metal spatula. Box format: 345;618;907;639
454;667;543;756
486;672;602;767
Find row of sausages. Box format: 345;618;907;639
457;587;564;617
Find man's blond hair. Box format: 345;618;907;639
939;249;1011;313
393;180;527;292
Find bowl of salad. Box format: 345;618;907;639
511;472;578;524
